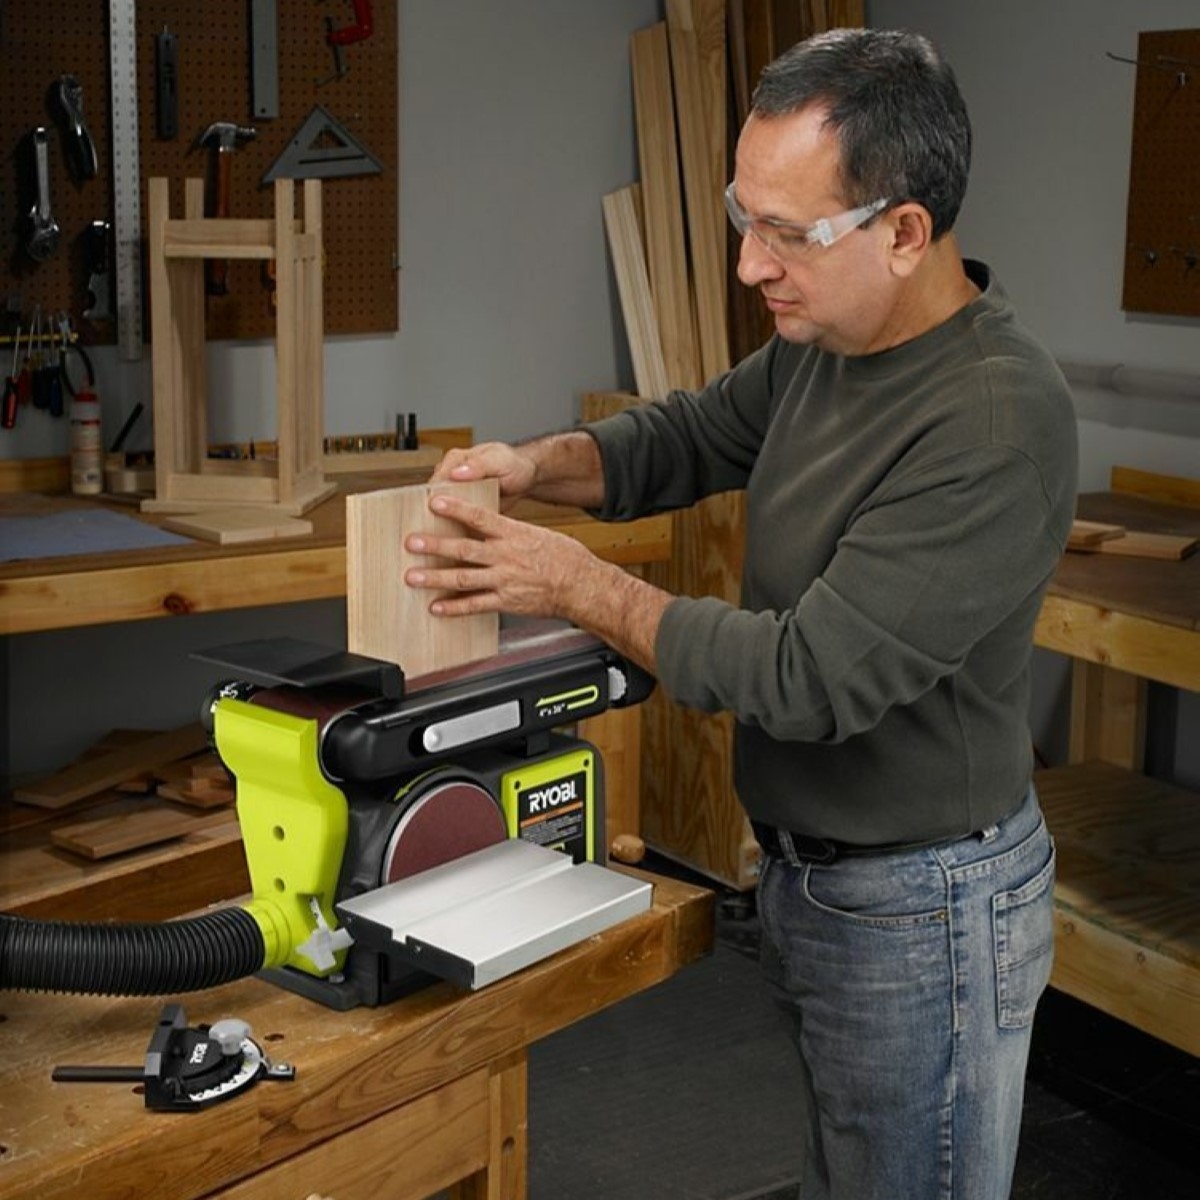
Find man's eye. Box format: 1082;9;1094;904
773;228;813;250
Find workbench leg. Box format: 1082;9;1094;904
449;1049;528;1200
1068;659;1148;771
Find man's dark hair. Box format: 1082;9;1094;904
752;28;971;238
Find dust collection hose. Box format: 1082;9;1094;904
0;907;266;997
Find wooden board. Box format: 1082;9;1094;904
1066;518;1125;549
602;186;671;400
13;723;210;810
631;22;702;392
50;800;225;860
1111;464;1200;509
665;0;730;382
346;479;500;677
162;508;315;544
1091;530;1197;561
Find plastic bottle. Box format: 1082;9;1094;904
70;386;104;495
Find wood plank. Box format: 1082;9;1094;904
1067;660;1147;770
1036;593;1200;691
1091;529;1197;560
161;507;314;545
346;479;500;677
666;0;730;381
602;185;671;400
1111;464;1200;508
50;801;225;860
631;22;702;391
13;723;210;809
1066;518;1125;549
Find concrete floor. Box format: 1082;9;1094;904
526;862;1199;1200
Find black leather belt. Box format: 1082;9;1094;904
751;819;965;865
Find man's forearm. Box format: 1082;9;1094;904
519;430;607;509
559;556;673;677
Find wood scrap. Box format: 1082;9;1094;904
162;507;314;545
14;724;210;810
1093;530;1197;561
49;800;227;861
1067;519;1126;550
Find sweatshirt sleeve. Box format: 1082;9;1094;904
586;340;789;521
655;445;1067;743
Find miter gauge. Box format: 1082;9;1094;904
52;1004;295;1111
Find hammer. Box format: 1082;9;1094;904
197;122;257;295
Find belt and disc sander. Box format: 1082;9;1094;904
380;776;508;884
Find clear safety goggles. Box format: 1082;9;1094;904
724;184;890;262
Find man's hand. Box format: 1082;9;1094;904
431;431;607;510
430;442;538;509
404;490;671;674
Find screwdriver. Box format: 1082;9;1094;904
15;323;33;409
2;326;21;429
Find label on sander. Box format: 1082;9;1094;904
501;748;594;863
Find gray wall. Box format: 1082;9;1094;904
869;0;1200;785
4;0;1199;789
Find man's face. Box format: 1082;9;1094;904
730;108;898;356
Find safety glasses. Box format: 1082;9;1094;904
724;184;890;262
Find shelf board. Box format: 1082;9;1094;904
1036;760;1199;1054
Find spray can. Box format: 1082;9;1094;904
70;386;104;495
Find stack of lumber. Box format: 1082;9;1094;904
10;725;236;862
598;1;864;887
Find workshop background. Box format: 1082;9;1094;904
1;3;1198;816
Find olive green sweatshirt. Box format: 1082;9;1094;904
587;262;1078;844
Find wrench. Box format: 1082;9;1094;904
53;75;99;181
24;128;61;262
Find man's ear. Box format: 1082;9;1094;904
887;204;933;277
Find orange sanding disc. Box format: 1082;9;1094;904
381;777;508;884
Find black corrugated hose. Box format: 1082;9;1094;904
0;907;265;997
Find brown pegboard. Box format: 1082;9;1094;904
1121;29;1200;318
0;1;397;343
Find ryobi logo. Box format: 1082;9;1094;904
526;777;579;813
190;1043;210;1066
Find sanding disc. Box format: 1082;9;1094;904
381;777;508;884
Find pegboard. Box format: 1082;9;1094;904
0;1;397;343
1121;29;1200;318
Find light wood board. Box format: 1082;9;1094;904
346;479;500;678
602;185;671;400
162;508;315;545
50;800;226;860
632;21;701;391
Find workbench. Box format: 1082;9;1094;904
0;868;714;1200
0;454;671;636
1032;472;1200;1056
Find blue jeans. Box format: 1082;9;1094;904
756;787;1055;1200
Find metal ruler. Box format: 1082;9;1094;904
109;0;143;360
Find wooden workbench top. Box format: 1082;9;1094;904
0;869;713;1200
0;476;671;635
1050;492;1200;632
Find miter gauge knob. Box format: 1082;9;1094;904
52;1003;295;1111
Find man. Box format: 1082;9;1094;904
405;28;1077;1200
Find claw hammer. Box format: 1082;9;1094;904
197;122;257;296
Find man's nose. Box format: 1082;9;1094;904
735;232;784;287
